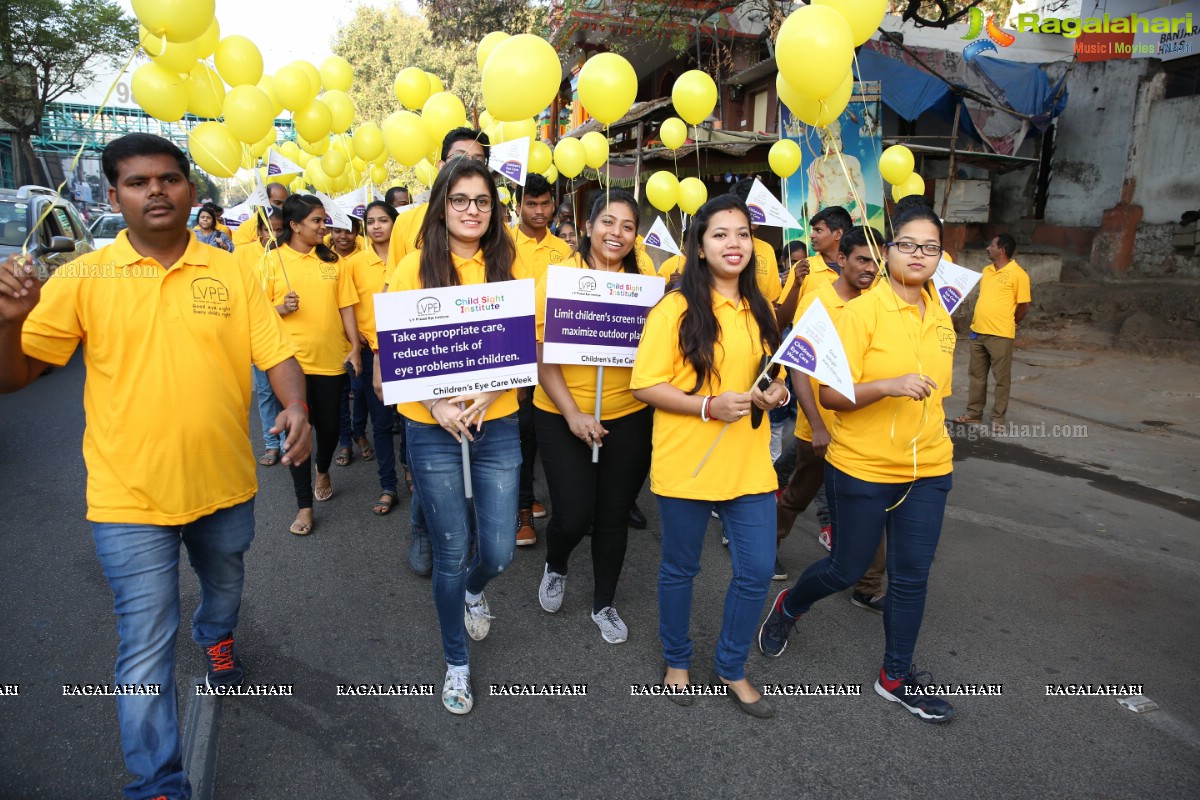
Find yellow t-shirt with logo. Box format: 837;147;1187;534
824;280;955;483
266;245;358;376
21;231;296;524
792;278;847;443
630;290;777;501
345;246;389;345
781;253;831;302
386;203;428;270
659;254;685;281
510;225;571;283
533;253;647;420
232;216;259;248
970;260;1031;339
752;237;781;303
385;249;520;425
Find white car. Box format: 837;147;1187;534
89;213;127;248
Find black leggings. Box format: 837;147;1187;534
289;373;346;509
535;406;653;612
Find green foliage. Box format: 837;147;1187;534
418;0;549;43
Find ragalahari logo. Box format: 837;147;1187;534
962;7;1016;62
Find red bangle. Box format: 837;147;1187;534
288;401;309;416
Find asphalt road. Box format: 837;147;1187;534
1;354;1197;799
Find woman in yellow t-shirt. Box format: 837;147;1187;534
376;159;520;716
757;203;958;724
269;194;360;536
630;194;788;719
534;189;653;645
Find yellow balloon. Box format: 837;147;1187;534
193;18;220;59
320;56;353;93
426;73;445;95
352;122;385;162
132;0;214;43
672;70;717;125
892;173;925;202
290;176;307;193
498;186;512;206
382;110;431;167
132;62;188;122
393;67;431;110
543;164;558;183
422;92;467;142
280;141;301;161
250;127;277;158
149;37;197;74
297;132;329;156
477;31;510;71
188;121;241;178
293;100;332;143
879;145;915;186
577;52;637;125
677;177;707;216
322;150;347;178
274;65;313;111
185;63;225;119
351;156;366;172
414;159;438;188
581;131;609;170
814;0;887;47
777;72;851;129
481;34;561;122
214;36;263;88
553;137;585;179
306;162;328;193
768;139;802;179
323;90;356;134
645;171;679;212
292;61;323;95
776;5;855;101
499;118;536;143
239;147;256;171
139;25;166;57
223;85;274;144
479;110;494;129
257;75;283;117
660;117;687;150
528;141;552;174
369;163;389;184
295;150;313;167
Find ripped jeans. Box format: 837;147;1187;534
405;413;521;666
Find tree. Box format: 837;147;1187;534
418;0;548;43
897;1;1015;27
0;0;135;187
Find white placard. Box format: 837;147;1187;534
771;296;856;402
642;217;682;256
541;266;665;367
931;256;982;315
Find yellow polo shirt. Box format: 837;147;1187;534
266;245;358;376
752;237;781;302
635;248;656;277
630;290;776;501
233;216;259;248
510;225;570;282
824;280;955;483
781;253;831;301
533;253;647;420
386;203;428;270
971;260;1030;339
792;278;847;443
386;249;519;424
345;246;389;344
21;231;296;524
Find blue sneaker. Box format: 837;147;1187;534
408;526;432;577
874;666;957;723
757;588;799;657
203;636;244;689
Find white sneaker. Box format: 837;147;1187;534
591;606;629;644
464;593;494;641
538;565;567;613
442;668;473;714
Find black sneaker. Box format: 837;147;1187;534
850;592;885;614
874;666;956;723
772;557;787;581
203;636;244;689
757;588;798;658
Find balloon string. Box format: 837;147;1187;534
21;43;141;261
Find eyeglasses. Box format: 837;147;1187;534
448;194;493;213
888;241;943;257
446;151;487;163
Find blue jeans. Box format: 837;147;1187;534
91;500;256;800
657;493;776;681
405;414;520;667
251;366;282;450
783;465;952;678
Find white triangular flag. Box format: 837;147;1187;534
266;149;304;181
931;255;982;315
746;178;802;229
221;201;254;227
335;185;369;220
316;191;353;230
643;217;681;256
771;296;855;402
488;136;530;186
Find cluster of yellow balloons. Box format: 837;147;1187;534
775;0;886;129
879;144;924;201
645;170;707;215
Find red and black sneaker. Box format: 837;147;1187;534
874;666;956;723
203;636;245;690
757;588;799;658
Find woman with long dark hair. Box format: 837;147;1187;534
534;190;653;644
757;204;958;723
631;194;788;718
376;158;520;714
268;194;360;536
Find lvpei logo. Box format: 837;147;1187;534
961;7;1015;63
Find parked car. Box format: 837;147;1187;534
89;213;128;248
0;185;94;278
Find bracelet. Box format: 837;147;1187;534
429;397;444;414
700;395;712;422
287;401;309;416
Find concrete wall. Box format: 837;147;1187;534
1132;95;1200;224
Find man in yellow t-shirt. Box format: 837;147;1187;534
776;206;853;326
232;182;289;249
0;134;310;800
956;233;1031;431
